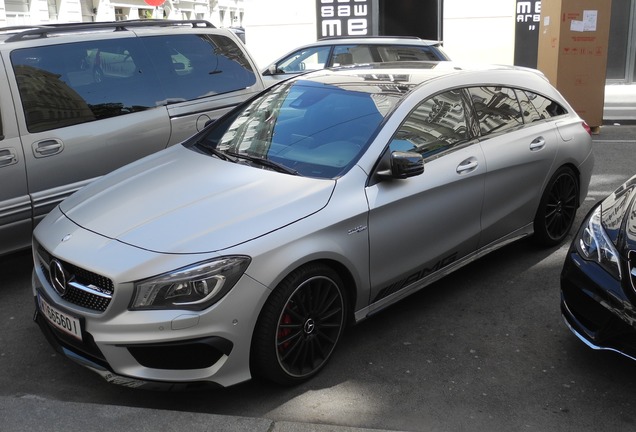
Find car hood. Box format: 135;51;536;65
601;174;636;254
60;145;335;254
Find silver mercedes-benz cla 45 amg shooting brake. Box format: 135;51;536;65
32;62;594;389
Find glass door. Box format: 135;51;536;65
607;0;636;83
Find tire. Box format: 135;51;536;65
533;166;579;247
250;263;347;385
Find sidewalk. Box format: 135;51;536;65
0;395;394;432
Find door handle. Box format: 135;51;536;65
456;157;478;174
530;137;546;151
0;149;17;167
33;139;64;158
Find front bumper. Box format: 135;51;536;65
560;248;636;361
31;221;271;389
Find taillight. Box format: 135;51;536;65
582;121;592;136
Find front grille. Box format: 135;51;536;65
36;243;114;313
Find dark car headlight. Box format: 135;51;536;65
131;256;251;311
577;206;622;280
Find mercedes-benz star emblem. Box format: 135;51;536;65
50;259;68;297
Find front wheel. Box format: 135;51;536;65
250;264;347;385
533;166;579;246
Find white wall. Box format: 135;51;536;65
244;0;316;69
443;0;516;65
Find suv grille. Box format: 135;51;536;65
36;243;114;312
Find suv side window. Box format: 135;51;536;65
390;89;471;160
11;38;162;133
141;34;257;100
468;86;523;136
276;46;331;73
332;45;373;65
375;45;443;61
517;90;567;120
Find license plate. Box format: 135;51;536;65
38;294;82;341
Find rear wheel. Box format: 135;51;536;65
533;166;579;246
251;263;346;385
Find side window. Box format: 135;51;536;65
11;38;161;133
390;89;470;160
332;45;372;65
468;86;523;136
518;90;567;120
276;46;331;73
375;45;442;61
142;34;257;101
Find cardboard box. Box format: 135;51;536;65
537;0;612;127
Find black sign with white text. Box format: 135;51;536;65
514;0;542;68
316;0;374;39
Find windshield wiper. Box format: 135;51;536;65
226;152;299;176
198;144;237;162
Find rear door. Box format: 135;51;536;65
0;54;31;254
7;38;171;225
471;86;560;248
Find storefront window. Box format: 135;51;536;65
607;0;635;82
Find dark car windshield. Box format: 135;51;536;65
195;78;399;179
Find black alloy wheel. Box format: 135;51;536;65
533;166;579;246
251;264;346;385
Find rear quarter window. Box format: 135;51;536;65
517;90;567;121
141;34;257;101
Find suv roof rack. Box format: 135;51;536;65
1;19;215;43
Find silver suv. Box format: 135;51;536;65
261;36;450;85
0;20;264;255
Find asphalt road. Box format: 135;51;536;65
2;124;636;432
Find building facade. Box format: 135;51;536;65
2;0;634;118
0;0;244;27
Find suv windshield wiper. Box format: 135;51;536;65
226;152;299;176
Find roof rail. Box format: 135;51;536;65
318;35;423;41
1;19;215;43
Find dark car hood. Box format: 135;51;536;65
601;175;636;254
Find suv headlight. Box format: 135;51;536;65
131;256;251;311
577;206;622;280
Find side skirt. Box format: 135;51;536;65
354;223;534;322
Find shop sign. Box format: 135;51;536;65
316;0;373;38
514;0;541;68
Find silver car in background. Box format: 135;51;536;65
32;62;594;389
261;36;450;86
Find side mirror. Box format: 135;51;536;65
266;65;277;75
377;151;424;180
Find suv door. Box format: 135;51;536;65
6;38;171;225
366;89;485;308
0;56;30;255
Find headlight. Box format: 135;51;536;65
577;206;622;279
131;256;251;311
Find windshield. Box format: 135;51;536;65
194;79;398;179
